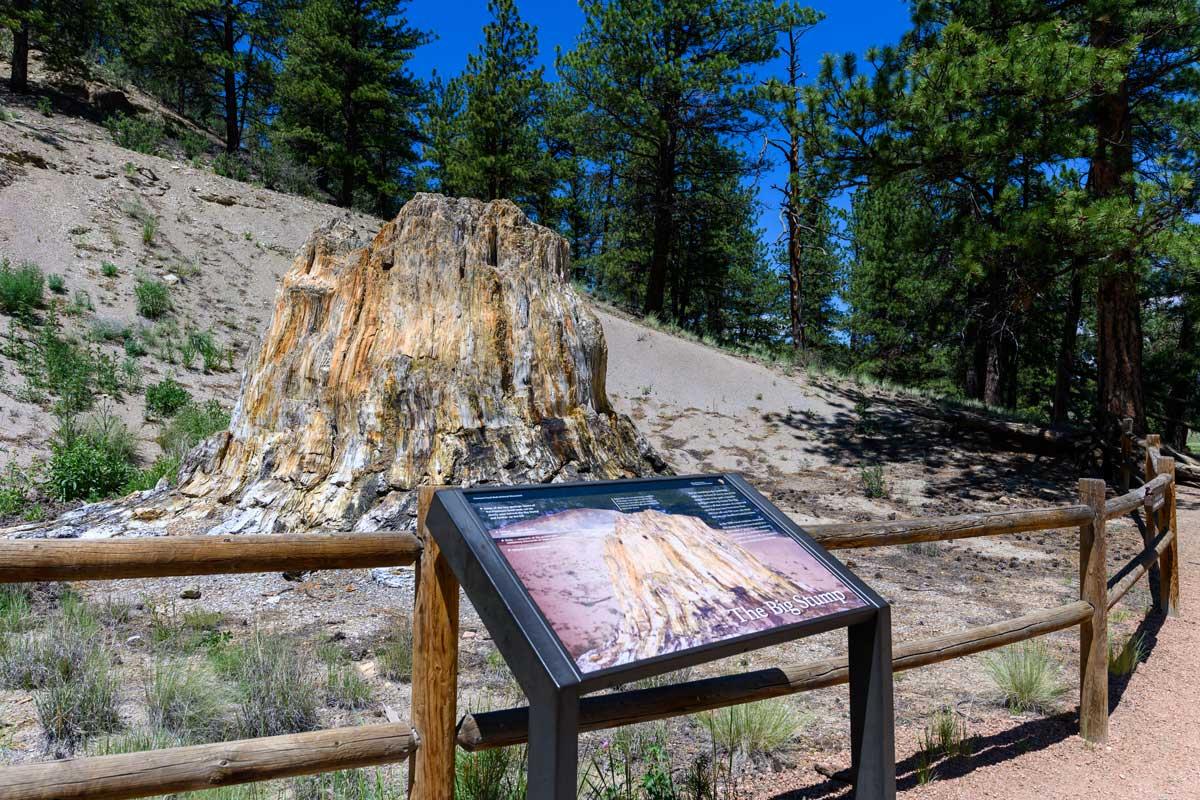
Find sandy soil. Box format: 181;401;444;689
745;488;1200;800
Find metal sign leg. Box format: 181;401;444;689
527;685;579;800
848;607;896;799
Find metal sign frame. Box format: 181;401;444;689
424;474;896;799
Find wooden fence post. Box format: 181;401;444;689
1159;457;1181;617
410;486;458;800
1143;436;1163;610
1078;478;1109;743
1119;418;1134;493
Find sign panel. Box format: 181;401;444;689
464;475;870;674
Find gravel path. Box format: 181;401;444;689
762;486;1200;800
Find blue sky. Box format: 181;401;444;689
405;0;914;249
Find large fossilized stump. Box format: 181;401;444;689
7;194;664;539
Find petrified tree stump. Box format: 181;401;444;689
5;195;664;539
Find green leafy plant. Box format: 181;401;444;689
35;96;52;116
134;277;172;319
141;215;159;245
145;377;191;417
47;273;66;294
0;259;45;315
45;412;139;502
983;641;1065;713
212;151;250;181
860;464;888;499
101;261;119;278
455;746;527;800
104;113;165;155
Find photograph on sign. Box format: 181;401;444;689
466;477;869;673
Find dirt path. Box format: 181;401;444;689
766;486;1200;800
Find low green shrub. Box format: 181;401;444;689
324;661;374;710
141;216;159;245
45;413;139;502
101;261;119;278
135;277;171;319
212;152;250;182
47;273;66;294
455;747;526;800
105;113;165;155
145;377;191;417
0;259;45;315
89;317;130;344
35;653;121;753
983;641;1065;713
180;130;210;159
860;464;888;499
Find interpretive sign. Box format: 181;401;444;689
425;474;895;800
465;475;870;676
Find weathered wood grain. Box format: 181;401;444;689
0;533;420;583
455;600;1093;751
409;487;458;800
1104;473;1172;519
1078;478;1109;743
806;505;1092;550
0;723;417;800
1159;458;1181;616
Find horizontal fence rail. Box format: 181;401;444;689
456;600;1093;751
1105;473;1171;520
0;532;421;583
807;505;1093;550
0;723;418;800
1107;528;1175;610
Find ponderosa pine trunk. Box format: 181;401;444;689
1164;294;1195;449
10;1;30;94
1052;265;1084;426
1090;73;1144;451
644;131;676;317
222;0;240;154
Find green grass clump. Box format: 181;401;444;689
46;412;139;502
455;747;527;800
0;259;45;316
47;273;66;294
104;113;165;155
145;376;191;417
159;399;230;454
179;328;226;372
0;583;34;636
860;464;889;498
34;653;121;753
134;277;171;319
1108;631;1147;677
700;698;799;757
215;632;319;738
101;261;119;278
142;216;159;245
291;769;402;800
144;660;230;743
982;641;1065;713
319;646;374;710
89;317;130;344
376;613;414;682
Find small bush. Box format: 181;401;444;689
45;413;139;502
144;660;229;743
35;96;52;116
158;399;230;456
145;376;191;417
67;289;93;315
700;698;798;757
1108;631;1147;677
34;649;121;753
0;583;34;636
134;277;171;319
89;317;130;343
376;614;414;682
860;465;888;499
983;641;1065;713
921;707;972;760
180;130;210;159
47;273;66;294
101;261;119;278
212;152;250;182
105;113;165;155
0;464;34;521
0;259;45;315
221;632;319;738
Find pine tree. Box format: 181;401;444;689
559;0;779;318
424;0;555;209
274;0;429;213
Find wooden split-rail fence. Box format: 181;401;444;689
0;438;1184;799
